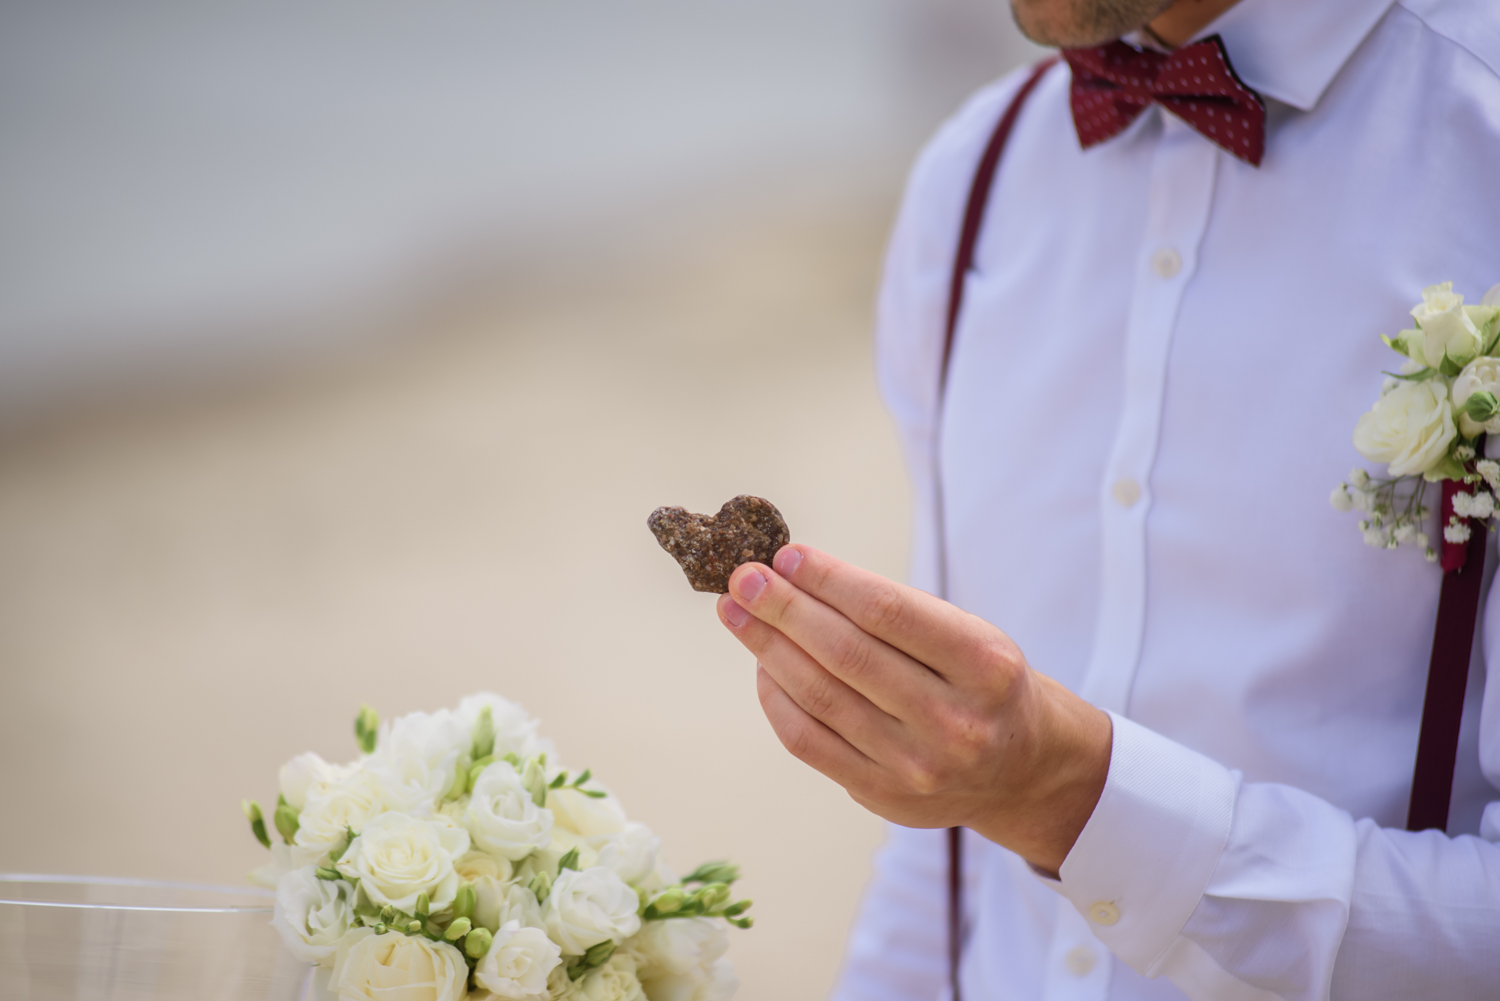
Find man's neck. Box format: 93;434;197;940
1146;0;1242;48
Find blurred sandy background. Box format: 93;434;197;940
0;2;1038;997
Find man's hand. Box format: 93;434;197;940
716;544;1112;875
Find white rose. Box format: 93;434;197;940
295;769;388;860
573;954;646;1001
639;960;738;1001
547;787;627;838
594;823;660;886
455;849;515;885
1451;355;1500;437
335;812;469;913
543;867;642;955
627;918;729;980
1353;379;1457;477
1412;282;1484;369
473;920;562;1000
270;866;355;965
466;762;555;861
332;929;469;1001
473;876;545;933
366;710;471;816
458;692;550;760
279;753;354;812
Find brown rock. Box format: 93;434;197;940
648;495;791;593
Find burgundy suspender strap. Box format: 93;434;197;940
938;57;1058;1001
1407;475;1488;832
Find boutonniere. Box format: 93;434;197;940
1332;282;1500;568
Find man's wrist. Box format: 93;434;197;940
974;673;1113;873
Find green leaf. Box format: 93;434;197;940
557;847;582;874
549;771;569;790
572;769;592;787
315;867;342;881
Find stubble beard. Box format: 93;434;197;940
1010;0;1175;48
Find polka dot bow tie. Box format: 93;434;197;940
1062;35;1266;166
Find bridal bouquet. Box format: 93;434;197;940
243;694;750;1001
1332;282;1500;558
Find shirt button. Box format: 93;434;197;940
1151;247;1182;278
1065;944;1097;977
1089;901;1121;926
1111;478;1142;508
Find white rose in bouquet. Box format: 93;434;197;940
548;787;627;838
594;823;660;887
627;917;729;979
279;753;354;812
628;918;736;1001
295;770;389;860
466;762;554;861
472;920;562;1000
1353;379;1457;477
1412;282;1485;370
333;928;469;1001
564;954;646;1001
245;695;751;1001
455;849;515;885
473;877;545;934
271;866;355;965
543;867;642;955
335;812;470;913
367;710;471;816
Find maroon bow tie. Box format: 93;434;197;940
1062;35;1266;166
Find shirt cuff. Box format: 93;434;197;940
1042;711;1239;976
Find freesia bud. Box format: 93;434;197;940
528;871;552;903
697;883;731;911
465;927;493;959
443;917;472;941
241;800;271;849
415;893;430;919
650;888;685;915
471;706;496;761
452;883;476;920
520;757;548;807
405;919;423;935
685;861;740;885
273;802;300;844
354;704;380;755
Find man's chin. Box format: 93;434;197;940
1009;0;1168;49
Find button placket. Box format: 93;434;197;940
1079;121;1220;717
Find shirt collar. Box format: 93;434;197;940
1195;0;1397;111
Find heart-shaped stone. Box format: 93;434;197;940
648;495;791;593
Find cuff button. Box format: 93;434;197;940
1088;901;1120;926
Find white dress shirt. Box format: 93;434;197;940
831;1;1500;999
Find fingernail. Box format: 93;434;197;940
722;598;750;628
773;546;802;577
735;568;767;602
